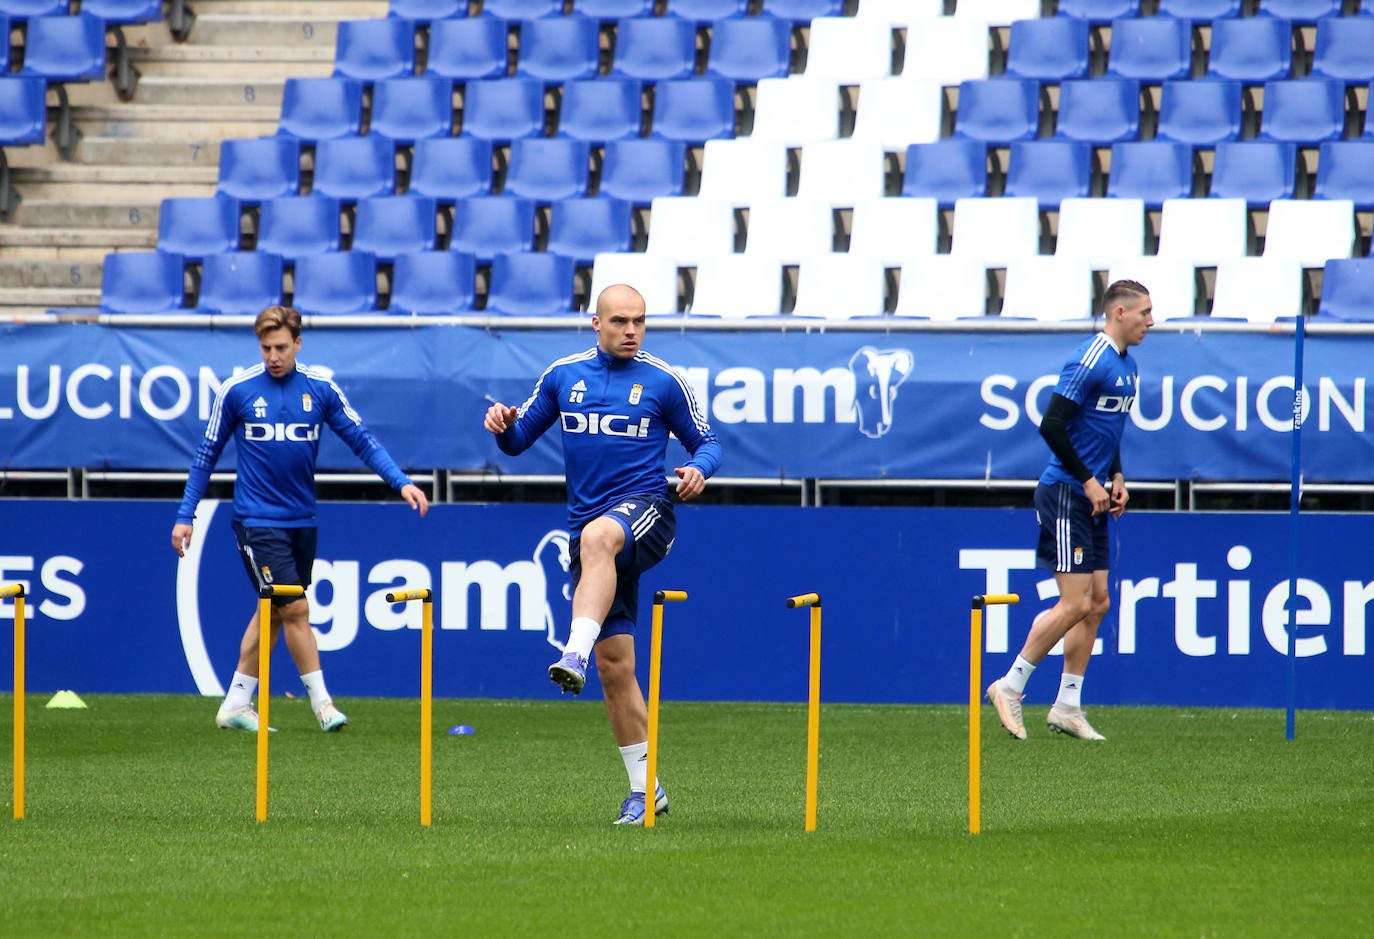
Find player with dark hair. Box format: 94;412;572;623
987;280;1153;742
171;306;429;733
483;284;722;824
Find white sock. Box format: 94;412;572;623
1057;672;1084;709
565;617;602;661
1003;655;1036;695
300;670;332;711
223;671;256;711
619;741;658;794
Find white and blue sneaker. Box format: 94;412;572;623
316;701;349;732
548;651;588;695
613;783;669;826
216;704;275;733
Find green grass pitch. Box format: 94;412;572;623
1;695;1371;937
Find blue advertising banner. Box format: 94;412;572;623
1;322;1372;481
0;499;1368;711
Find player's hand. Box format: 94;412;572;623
674;466;706;502
400;483;430;518
1083;477;1111;516
171;523;194;558
1109;475;1129;518
483;402;518;434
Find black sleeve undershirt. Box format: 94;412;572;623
1040;393;1094;484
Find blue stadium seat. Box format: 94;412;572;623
502;138;591;202
370;77;454;143
277;77;364;141
486;252;577;315
1205;16;1292;83
1004;16;1091;82
952;78;1040;144
387;250;476;314
1106;16;1193;82
671;0;747;21
761;0;843;23
460;76;546;142
706;14;792;84
449;195;536;261
100;251;186;315
425;16;510;81
0;1;67;19
611;16;696;81
1257;78;1346;146
156;195;241;262
1156;78;1242;145
312;135;397;201
256;195;343;259
351;195;438;261
598;137;687;205
1309;15;1374;82
80;0;162;24
1256;0;1342;22
19;13;106;83
1313;140;1374;211
1317;258;1374;321
516;14;600;84
484;0;562;18
1156;0;1240;16
556;78;643;142
1208;140;1296;206
0;14;7;72
409;136;494;202
194;251;284;315
388;0;466;22
546;196;633;264
1107;141;1194;207
333;18;416;82
292;251;379;315
901;139;988;207
1053;77;1140;145
217;137;300;203
574;0;654;18
1055;0;1138;22
0;75;47;146
1004;141;1092;208
648;77;736;143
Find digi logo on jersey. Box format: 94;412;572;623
561;413;652;437
1095;395;1137;413
242;421;321;441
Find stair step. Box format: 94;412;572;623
11;164;217;186
0;287;103;308
0;260;106;289
77;136;224;167
11;200;163;229
186;14;348;47
0;227;157;251
181;0;389;16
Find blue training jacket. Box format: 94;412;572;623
176;362;412;527
496;346;722;531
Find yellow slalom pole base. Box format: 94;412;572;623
969;593;1020;836
256;584;304;823
4;584;25;820
786;593;822;833
387;588;435;827
645;589;687;829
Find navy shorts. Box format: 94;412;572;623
570;496;676;639
233;522;317;604
1034;481;1109;574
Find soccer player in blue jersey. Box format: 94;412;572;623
483;284;722;824
171;306;429;734
987;280;1153;742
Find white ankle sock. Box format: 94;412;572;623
619;741;657;794
1056;672;1085;709
1003;656;1036;695
300;669;331;711
223;672;256;711
565;617;601;661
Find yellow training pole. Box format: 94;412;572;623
645;589;687;829
969;593;1020;836
786;593;822;832
386;589;434;827
3;584;24;820
256;583;304;823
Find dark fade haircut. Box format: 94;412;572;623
254;305;303;340
1102;279;1149;315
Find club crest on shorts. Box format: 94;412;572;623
260;565;274;584
302;393;312;412
629;383;643;405
1073;547;1084;566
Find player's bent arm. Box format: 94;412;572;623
1039;393;1094;484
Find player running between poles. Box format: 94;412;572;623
986;281;1153;742
483;284;721;824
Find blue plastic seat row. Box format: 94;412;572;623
1057;1;1351;21
386;0;839;23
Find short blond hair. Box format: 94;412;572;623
254;305;302;339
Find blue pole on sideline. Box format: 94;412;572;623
1285;313;1306;741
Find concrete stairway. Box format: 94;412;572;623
0;0;388;316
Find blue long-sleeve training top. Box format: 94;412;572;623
496;347;722;531
1040;332;1139;488
176;362;412;527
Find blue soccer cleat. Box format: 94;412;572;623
548;651;588;695
613;782;669;826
